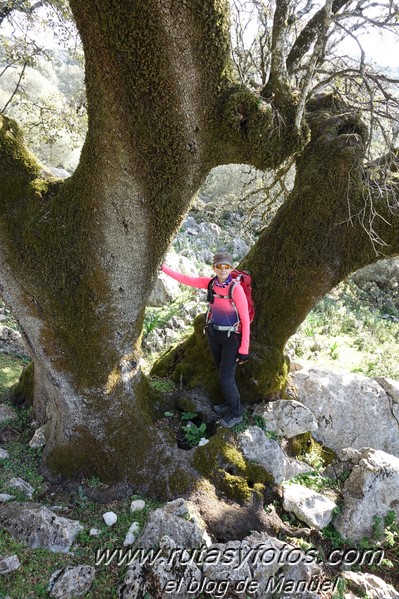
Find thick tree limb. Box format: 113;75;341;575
294;0;334;129
286;0;350;75
266;0;292;102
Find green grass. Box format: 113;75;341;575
0;353;29;396
286;279;399;379
0;440;46;499
0;471;161;598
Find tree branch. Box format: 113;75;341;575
286;0;350;75
265;0;292;102
294;0;334;129
1;61;27;114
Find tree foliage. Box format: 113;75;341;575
0;0;84;169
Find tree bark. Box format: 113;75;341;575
0;0;305;498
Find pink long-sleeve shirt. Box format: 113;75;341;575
161;265;250;354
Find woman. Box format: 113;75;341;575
161;251;250;428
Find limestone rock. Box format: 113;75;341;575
292;367;399;457
0;403;17;423
5;477;34;499
283;483;337;530
0;502;83;553
134;505;209;550
0;493;15;503
48;565;95;598
341;571;399;599
0;325;28;357
238;426;313;484
130;499;145;512
28;425;47;448
89;528;101;537
103;511;117;526
119;535;202;599
240;531;322;598
123;522;140;547
0;554;21;574
253;399;317;438
334;448;399;541
201;540;252;598
148;252;200;307
164;497;190;517
148;275;180;307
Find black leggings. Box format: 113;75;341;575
207;330;242;417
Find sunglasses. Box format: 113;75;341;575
215;264;232;269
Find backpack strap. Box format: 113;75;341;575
205;278;240;331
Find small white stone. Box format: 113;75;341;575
198;437;209;446
89;528;101;537
130;499;145;512
103;511;117;526
0;554;21;574
0;448;9;459
123;522;140;546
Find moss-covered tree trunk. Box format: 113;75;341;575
0;0;306;498
159;103;399;403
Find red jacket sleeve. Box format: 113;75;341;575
232;282;250;354
161;265;211;289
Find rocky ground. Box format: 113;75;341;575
1;357;399;598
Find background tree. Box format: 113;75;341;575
0;0;85;169
0;0;399;502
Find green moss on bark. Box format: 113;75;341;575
46;373;198;500
152;315;222;400
194;429;272;504
11;362;34;408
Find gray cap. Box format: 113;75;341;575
213;251;233;267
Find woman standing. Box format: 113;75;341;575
161;251;250;428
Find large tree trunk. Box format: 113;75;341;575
157;101;399;403
0;0;306;498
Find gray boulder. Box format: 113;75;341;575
242;531;322;598
292;367;399;457
253;400;317;438
119;535;202;599
48;565;95;598
201;539;253;599
334;448;399;541
0;502;83;553
133;501;210;550
282;483;337;530
238;426;313;484
341;571;399;599
0;325;28;356
0;554;21;574
148;275;180;307
0;494;15;503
